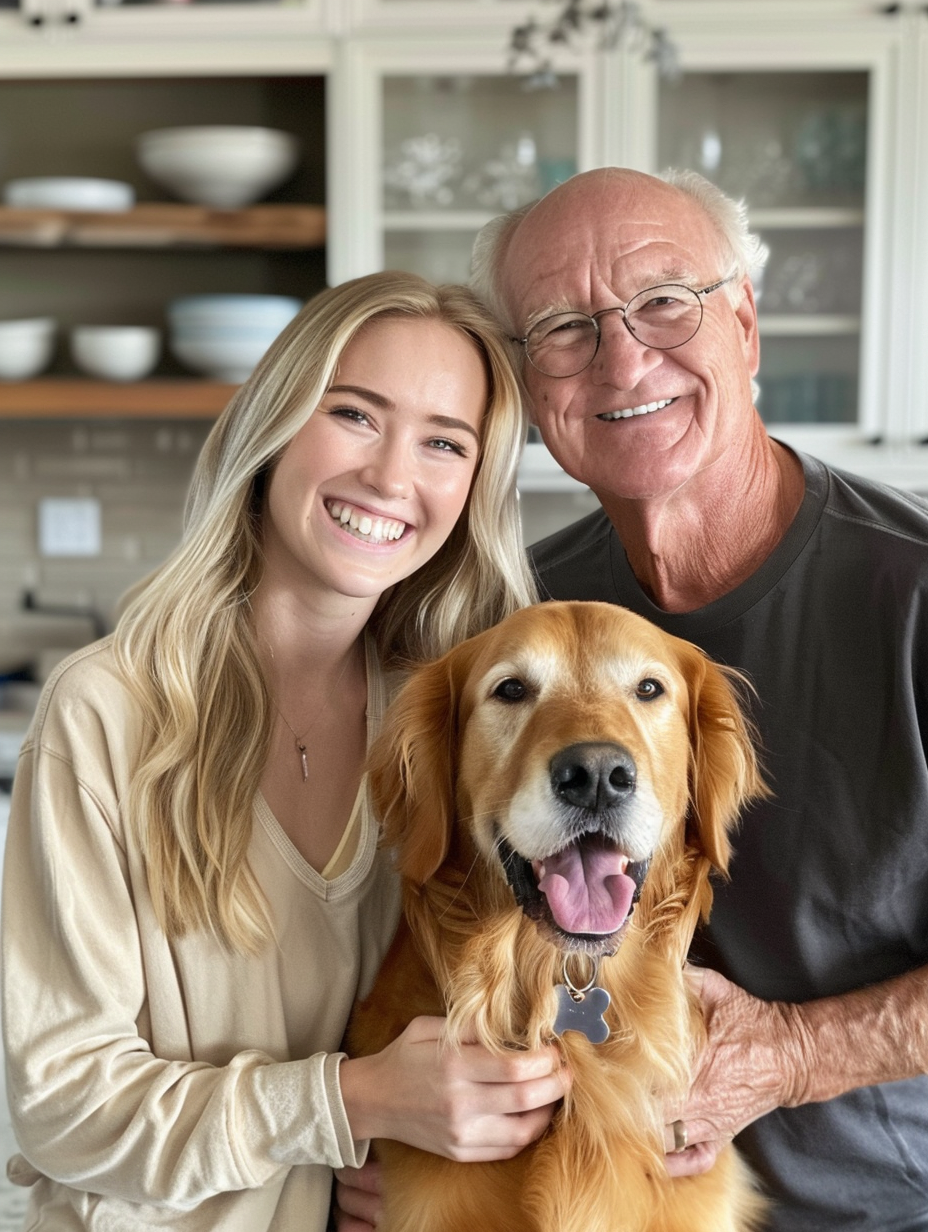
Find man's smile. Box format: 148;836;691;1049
596;397;677;422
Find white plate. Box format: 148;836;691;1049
3;177;135;212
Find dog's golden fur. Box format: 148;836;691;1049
350;601;770;1232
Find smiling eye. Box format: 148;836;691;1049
636;678;665;701
330;406;371;425
493;677;529;703
428;436;468;457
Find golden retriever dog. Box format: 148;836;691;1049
349;600;769;1232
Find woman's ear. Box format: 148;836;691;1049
367;646;470;885
679;642;769;876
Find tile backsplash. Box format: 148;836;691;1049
0;419;212;628
0;419;600;635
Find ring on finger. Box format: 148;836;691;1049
672;1119;688;1153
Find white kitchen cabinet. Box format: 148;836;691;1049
3;0;928;492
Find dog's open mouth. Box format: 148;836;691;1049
499;833;649;954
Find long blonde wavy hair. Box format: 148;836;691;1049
114;271;536;954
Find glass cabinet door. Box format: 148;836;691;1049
381;72;579;284
658;69;868;430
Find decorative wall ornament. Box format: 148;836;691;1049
508;1;679;87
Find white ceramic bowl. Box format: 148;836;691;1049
169;332;276;383
0;318;57;380
70;326;161;382
3;177;135;211
136;127;300;208
168;293;302;330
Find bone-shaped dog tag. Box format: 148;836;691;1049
553;983;611;1044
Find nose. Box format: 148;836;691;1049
591;311;664;390
549;742;637;812
358;439;412;500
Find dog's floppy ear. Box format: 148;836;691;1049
677;641;769;876
367;640;478;885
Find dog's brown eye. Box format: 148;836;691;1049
636;678;665;701
493;677;528;703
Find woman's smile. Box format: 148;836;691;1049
325;498;408;545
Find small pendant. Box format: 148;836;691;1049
553;984;611;1044
297;741;308;783
553;956;610;1045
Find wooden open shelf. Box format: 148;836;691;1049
0;203;326;249
0;379;237;419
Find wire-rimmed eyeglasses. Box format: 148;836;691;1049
513;274;738;379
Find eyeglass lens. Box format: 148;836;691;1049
526;284;705;377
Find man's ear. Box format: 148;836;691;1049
734;276;761;378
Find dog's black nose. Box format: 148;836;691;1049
550;742;637;812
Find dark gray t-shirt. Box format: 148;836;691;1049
530;450;928;1232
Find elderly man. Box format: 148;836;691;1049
467;167;928;1231
335;168;928;1232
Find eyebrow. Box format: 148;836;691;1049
326;383;481;442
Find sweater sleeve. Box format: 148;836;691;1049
1;681;367;1210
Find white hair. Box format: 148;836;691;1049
469;167;769;324
661;168;769;304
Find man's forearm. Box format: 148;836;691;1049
785;964;928;1106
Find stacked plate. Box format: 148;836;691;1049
3;177;135;211
167;294;303;383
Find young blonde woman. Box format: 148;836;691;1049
1;272;567;1232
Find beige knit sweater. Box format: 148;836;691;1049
1;637;400;1231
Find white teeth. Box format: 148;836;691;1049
327;501;406;544
598;397;674;421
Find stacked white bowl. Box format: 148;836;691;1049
167;294;303;383
0;318;57;380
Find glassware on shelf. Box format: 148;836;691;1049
793;106;867;198
460;133;541;211
383;133;464;209
384;231;475;284
538;156;578;195
382;74;578;218
758;372;857;424
756;228;863;316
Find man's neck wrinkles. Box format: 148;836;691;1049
598;439;803;614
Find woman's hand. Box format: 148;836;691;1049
333;1160;382;1231
340;1015;569;1163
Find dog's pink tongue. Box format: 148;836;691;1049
536;844;636;935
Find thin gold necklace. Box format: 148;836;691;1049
270;646;360;784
